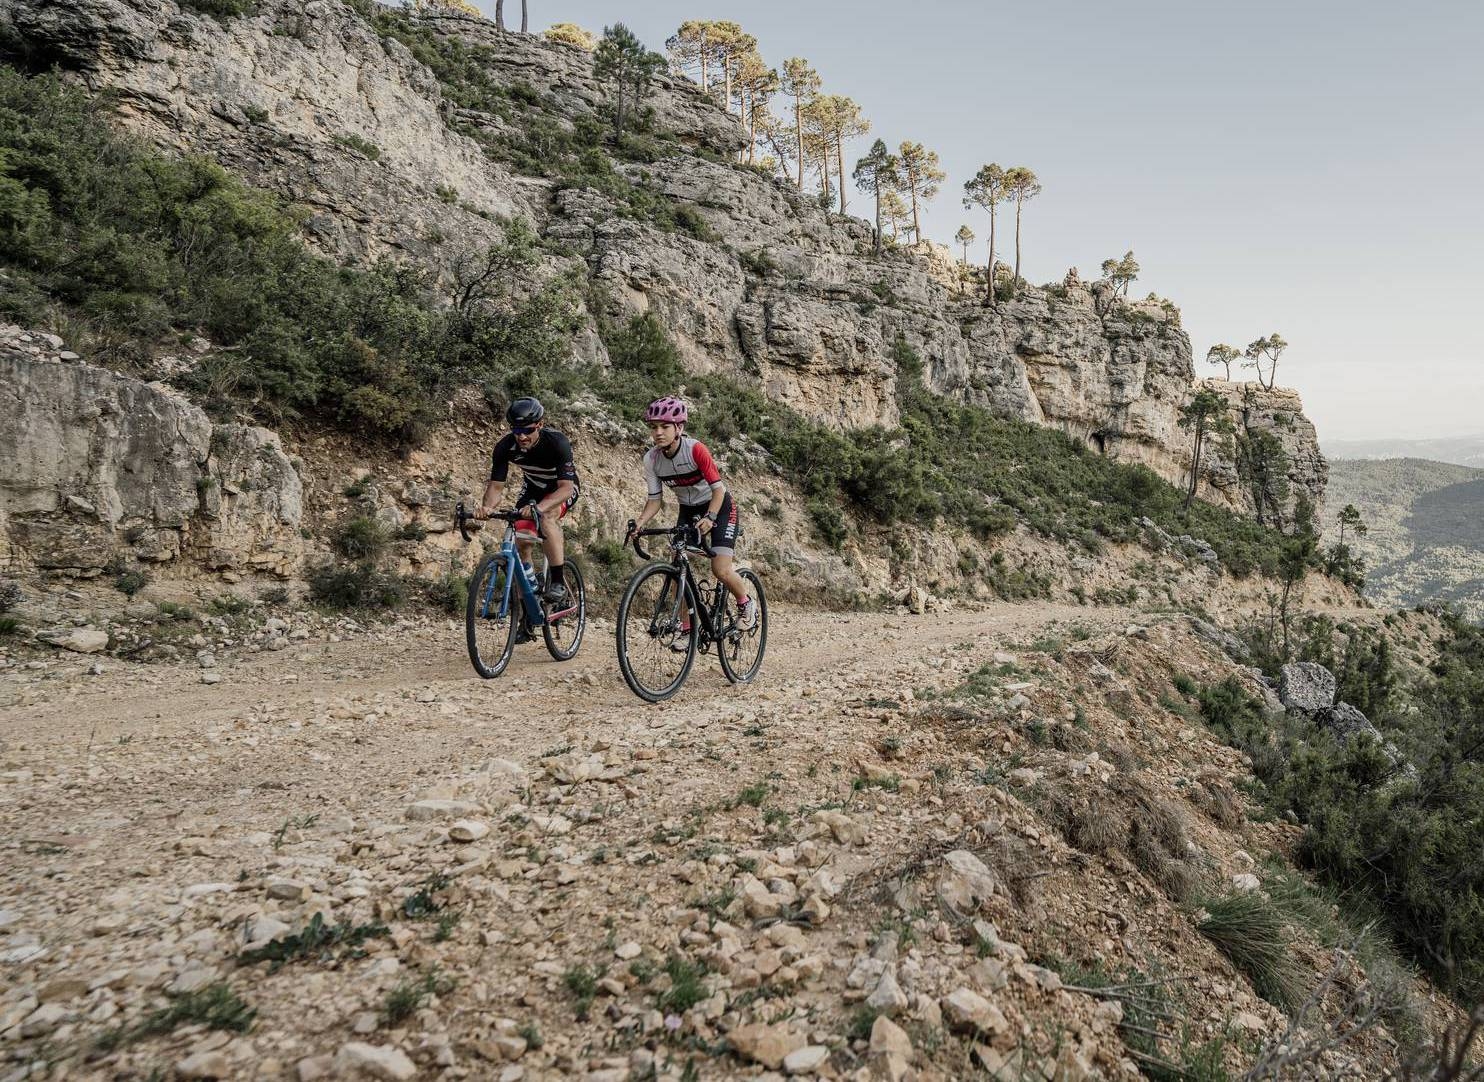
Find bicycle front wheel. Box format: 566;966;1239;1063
718;568;768;684
466;553;520;679
616;564;696;702
542;560;587;662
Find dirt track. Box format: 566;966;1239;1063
8;600;1283;1082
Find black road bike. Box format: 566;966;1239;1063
614;522;767;702
455;502;586;679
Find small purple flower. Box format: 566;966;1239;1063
664;1013;682;1032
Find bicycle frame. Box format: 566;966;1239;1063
481;525;548;627
457;503;549;627
635;527;733;645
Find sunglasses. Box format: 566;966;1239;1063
511;426;538;435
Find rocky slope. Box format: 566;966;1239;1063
1;595;1443;1081
1;0;1325;529
1326;457;1484;620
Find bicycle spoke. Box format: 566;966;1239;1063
618;566;694;701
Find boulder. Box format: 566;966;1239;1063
1278;662;1337;714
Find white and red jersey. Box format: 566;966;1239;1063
643;437;723;508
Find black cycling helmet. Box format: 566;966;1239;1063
505;396;545;426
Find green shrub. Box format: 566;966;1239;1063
335;516;388;561
308;564;405;610
426;571;468;615
1197;892;1305;1012
178;0;257;19
113;569;149;597
1199;616;1484;1005
0;70;578;445
331;132;382;160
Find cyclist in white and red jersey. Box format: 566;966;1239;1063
625;396;756;630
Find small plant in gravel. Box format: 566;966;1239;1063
658;954;709;1014
732;782;769;808
238;913;389;972
155;600;196;621
402;873;450;919
847;1006;883;1042
517;1021;544;1049
563;963;599;1018
96;983;256;1051
432;912;461;942
381;968;453;1025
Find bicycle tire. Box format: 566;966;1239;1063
466;553;520;679
718;568;768;685
542;560;587;662
616;563;696;702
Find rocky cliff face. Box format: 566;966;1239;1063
1;0;1324;524
0;328;305;577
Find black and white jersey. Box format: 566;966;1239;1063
489;429;578;495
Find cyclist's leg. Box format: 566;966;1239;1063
540;484;577;579
706;496;748;603
540;486;578;598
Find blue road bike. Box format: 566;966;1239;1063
456;503;586;678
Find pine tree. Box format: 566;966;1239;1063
1099;250;1139;296
1243;333;1289;391
735;51;778;166
880;189;910;244
895;141;944;247
1206;343;1240;380
1003;166;1042;290
816;95;867;215
853;139;899;255
1178;387;1233;515
544;23;596;50
780;59;820;190
595;24;666;138
955;225;975;265
961;163;1006;306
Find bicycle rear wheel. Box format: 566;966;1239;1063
616;564;696;702
542;560;587;661
718;568;768;685
466;553;520;679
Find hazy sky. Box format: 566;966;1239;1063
486;0;1483;441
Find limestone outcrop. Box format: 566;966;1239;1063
0;329;305;577
1;0;1326;525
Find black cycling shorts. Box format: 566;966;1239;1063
516;481;579;519
677;493;739;556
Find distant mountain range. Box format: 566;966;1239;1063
1325;435;1484;469
1325;457;1484;621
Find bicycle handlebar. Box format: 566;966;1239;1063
455;501;542;544
627;520;715;562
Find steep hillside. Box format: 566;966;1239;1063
1326;457;1484;621
0;0;1326;529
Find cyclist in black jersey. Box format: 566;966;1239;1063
478;397;578;607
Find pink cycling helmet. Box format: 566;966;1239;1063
645;396;688;424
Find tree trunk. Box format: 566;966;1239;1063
1013;198;1023;289
615;79;625;138
747;91;757;165
723;52;733;114
794;97;804;188
984;205;997;306
494;0;504;29
699;39;708;96
873;184;882;256
1184;419;1204;515
520;0;527;33
835;134;847;215
908;178;920;245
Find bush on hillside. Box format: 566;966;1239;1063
0;68;579;445
1198;614;1484;1004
